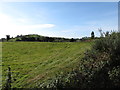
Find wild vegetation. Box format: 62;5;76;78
42;32;120;89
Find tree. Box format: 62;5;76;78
91;31;95;39
6;35;10;41
70;38;75;42
98;28;103;37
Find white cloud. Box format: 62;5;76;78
0;13;55;38
24;24;55;29
17;18;28;23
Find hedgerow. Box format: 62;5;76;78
41;32;120;89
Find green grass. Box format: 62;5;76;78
2;42;92;88
0;42;2;89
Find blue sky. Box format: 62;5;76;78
0;2;118;38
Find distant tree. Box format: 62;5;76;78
16;35;19;37
6;35;10;41
70;38;75;42
1;38;6;42
16;38;21;41
91;31;95;39
45;37;49;42
20;34;23;37
21;36;26;41
80;37;88;41
49;37;54;42
98;28;104;37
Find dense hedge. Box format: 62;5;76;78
40;32;120;89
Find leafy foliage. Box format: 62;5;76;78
44;32;120;89
91;31;95;39
1;34;97;42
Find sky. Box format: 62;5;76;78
0;2;118;38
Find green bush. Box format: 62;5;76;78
81;32;120;88
39;32;120;89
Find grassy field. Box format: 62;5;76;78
2;42;92;88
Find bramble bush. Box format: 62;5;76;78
40;32;120;89
80;32;120;88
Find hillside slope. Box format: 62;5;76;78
2;42;92;88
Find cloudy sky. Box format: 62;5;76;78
0;2;118;38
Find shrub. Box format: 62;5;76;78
39;32;120;89
81;32;120;88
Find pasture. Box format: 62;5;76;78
2;42;92;88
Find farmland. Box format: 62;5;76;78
2;42;92;88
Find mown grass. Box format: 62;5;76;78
2;42;92;88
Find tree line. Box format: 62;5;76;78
0;31;96;42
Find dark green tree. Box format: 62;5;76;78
6;35;10;41
91;31;95;39
70;38;75;42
